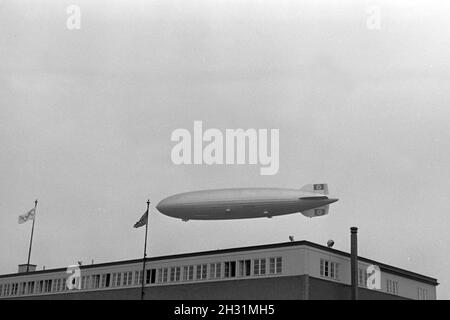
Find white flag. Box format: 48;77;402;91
18;208;35;224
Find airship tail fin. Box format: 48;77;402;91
300;183;329;195
301;205;329;218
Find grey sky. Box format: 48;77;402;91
1;0;449;298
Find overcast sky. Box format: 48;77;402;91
1;0;449;299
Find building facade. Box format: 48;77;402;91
0;241;438;300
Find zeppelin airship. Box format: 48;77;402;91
156;184;338;221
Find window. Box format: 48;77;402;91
238;260;251;277
158;268;168;283
11;283;18;295
27;281;34;294
111;274;116;287
0;284;2;297
44;280;52;293
358;268;365;287
196;264;207;280
269;257;282;274
37;280;44;294
122;271;133;286
320;259;339;280
224;261;236;278
276;257;282;273
106;273;111;287
99;273;111;287
254;259;266;276
92;275;101;289
210;263;221;279
183;265;194;281
146;269;151;284
157;269;162;283
123;272;128;286
53;279;59;292
363;269;368;286
418;287;428;300
175;267;181;281
53;277;61;292
387;279;399;295
134;271;143;285
146;269;156;284
169;267;181;282
261;259;266;275
19;282;26;295
115;273;121;287
84;276;90;289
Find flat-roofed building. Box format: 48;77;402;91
0;240;438;300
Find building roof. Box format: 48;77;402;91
0;240;438;286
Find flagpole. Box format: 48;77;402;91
26;200;38;273
141;199;150;300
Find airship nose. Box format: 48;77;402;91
156;199;169;213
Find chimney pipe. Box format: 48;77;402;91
350;227;358;300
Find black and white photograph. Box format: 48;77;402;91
0;0;449;307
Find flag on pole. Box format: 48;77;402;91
18;208;36;224
133;210;148;228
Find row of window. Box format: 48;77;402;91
329;264;402;296
0;257;282;297
358;268;400;296
0;278;72;297
78;271;138;290
386;279;399;295
359;267;400;295
156;257;282;284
